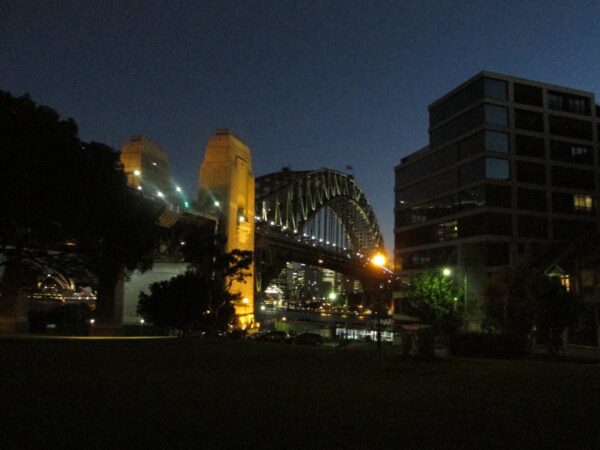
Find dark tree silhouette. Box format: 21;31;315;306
0;90;161;325
485;267;580;354
137;228;252;337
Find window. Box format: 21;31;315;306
549;116;593;140
430;105;484;147
551;166;595;190
554;219;596;240
548;91;590;115
459;132;484;159
485;131;509;153
459;213;511;237
552;192;588;214
518;215;547;238
560;275;571;292
486;185;511;208
397;195;460;225
485;158;509;179
517;161;546;184
515;109;544;132
486;214;512;235
459;186;485;209
429;79;484;127
459;158;485;185
550;140;593;164
483;78;508;100
573;194;593;212
518;188;546;211
396;169;459;204
487;243;510;266
514;83;543;106
485;104;508;126
458;131;509;159
437;220;458;242
402;247;457;270
515;134;545;158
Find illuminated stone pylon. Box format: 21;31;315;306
198;129;255;328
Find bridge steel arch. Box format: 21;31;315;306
254;168;387;294
255;169;384;255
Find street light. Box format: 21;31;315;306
442;267;468;327
371;252;387;267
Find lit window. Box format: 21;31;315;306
571;146;589;157
559;275;571;292
437;220;458;241
573;195;593;211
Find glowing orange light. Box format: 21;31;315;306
371;253;387;267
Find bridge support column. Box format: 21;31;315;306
198;129;256;329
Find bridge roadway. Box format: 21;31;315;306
254;222;391;292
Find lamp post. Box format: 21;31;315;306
442;267;467;328
370;252;389;350
463;272;468;329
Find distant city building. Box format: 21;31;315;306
395;71;600;322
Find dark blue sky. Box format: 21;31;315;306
2;0;600;253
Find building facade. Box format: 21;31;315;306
395;72;600;321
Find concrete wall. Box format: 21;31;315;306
123;261;188;324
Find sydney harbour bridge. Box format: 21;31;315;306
120;130;390;329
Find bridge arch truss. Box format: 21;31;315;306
255;168;384;255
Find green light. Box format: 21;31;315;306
184;201;189;208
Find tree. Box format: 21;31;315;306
404;271;462;337
484;267;580;354
137;227;252;337
484;268;536;338
0;90;161;325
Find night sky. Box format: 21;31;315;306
2;0;600;253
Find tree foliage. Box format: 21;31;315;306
404;271;462;336
484;267;580;354
137;229;252;337
0;90;161;322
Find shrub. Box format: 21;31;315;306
450;332;529;359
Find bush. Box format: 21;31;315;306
28;303;92;335
450;332;529;359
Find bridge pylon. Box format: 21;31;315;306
198;129;255;329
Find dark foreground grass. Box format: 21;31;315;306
1;338;599;449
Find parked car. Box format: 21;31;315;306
294;332;323;346
258;330;289;343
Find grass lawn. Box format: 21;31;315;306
1;338;599;449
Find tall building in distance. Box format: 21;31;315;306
395;72;600;320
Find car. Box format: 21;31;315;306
258;330;289;343
294;332;323;346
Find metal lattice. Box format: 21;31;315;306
255;169;384;255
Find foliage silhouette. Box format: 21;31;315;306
138;230;252;337
404;271;462;337
485;267;580;354
0;90;161;324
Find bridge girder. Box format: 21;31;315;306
255;169;384;255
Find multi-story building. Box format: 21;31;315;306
395;71;600;321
